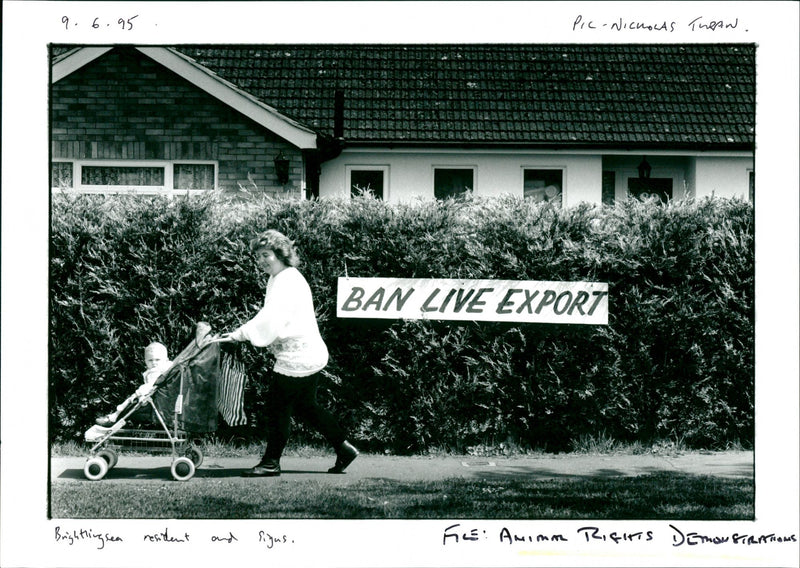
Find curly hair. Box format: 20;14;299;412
249;229;300;267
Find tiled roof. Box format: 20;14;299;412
177;44;755;149
60;44;757;149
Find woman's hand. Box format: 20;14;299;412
216;332;239;343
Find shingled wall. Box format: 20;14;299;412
50;47;303;194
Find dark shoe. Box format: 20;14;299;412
242;459;281;477
95;414;116;427
328;441;359;474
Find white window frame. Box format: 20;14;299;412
432;165;477;198
346;165;390;200
52;160;218;195
521;166;565;203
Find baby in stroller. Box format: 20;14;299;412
82;323;232;481
94;341;172;427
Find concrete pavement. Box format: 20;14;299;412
51;451;753;483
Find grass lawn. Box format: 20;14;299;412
51;472;753;520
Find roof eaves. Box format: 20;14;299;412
51;47;114;83
345;140;755;152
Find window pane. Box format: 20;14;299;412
82;166;164;186
749;171;755;202
524;169;562;204
601;171;615;206
351;170;384;199
434;169;473;199
174;164;215;190
52;162;73;188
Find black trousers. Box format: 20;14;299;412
263;371;346;460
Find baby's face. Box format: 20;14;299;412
145;353;166;370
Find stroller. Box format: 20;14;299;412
83;322;242;481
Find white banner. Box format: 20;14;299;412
337;277;608;325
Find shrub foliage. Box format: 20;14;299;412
50;192;754;452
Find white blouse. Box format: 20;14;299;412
232;267;329;377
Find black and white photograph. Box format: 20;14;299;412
1;2;798;568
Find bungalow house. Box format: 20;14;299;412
50;44;755;206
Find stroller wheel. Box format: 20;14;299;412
185;446;204;467
171;457;196;481
84;456;109;481
98;449;118;469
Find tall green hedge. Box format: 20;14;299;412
50;192;754;452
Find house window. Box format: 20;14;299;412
749;171;755;203
51;160;217;194
524;169;563;205
434;168;474;199
51;161;73;189
628;178;673;202
601;171;616;206
174;163;216;190
348;166;387;199
82;165;165;187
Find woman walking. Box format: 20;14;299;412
221;230;358;477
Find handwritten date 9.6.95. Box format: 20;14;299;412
61;15;139;31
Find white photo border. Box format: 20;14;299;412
2;2;798;567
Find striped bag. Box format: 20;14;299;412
217;351;248;426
